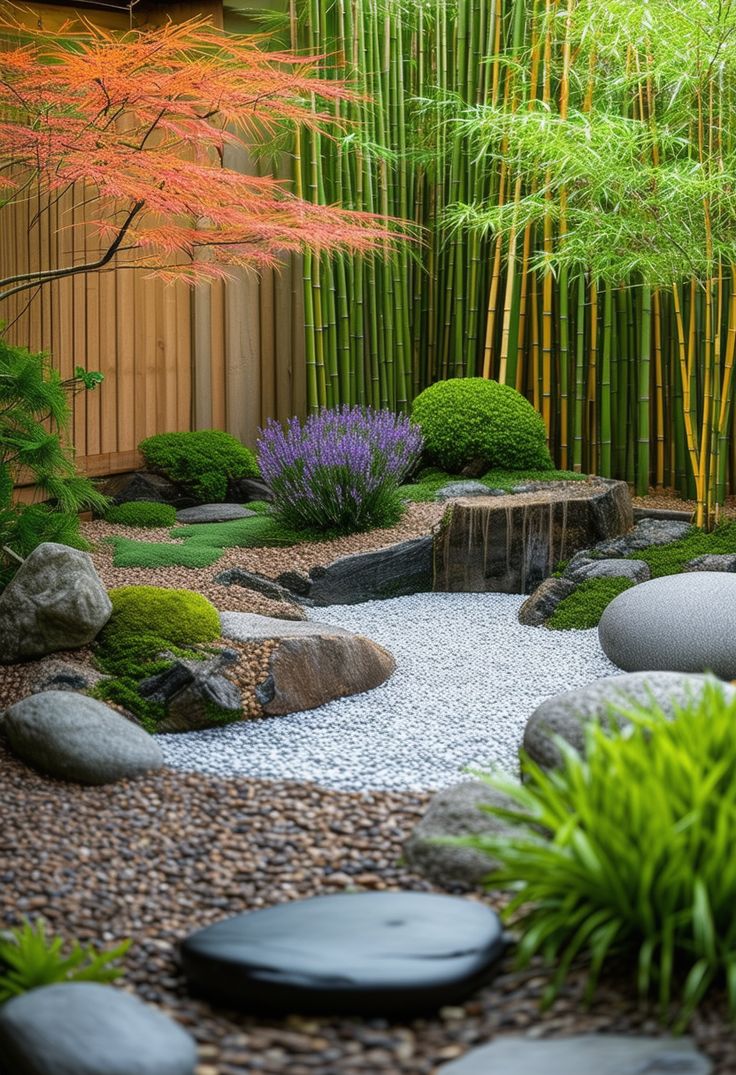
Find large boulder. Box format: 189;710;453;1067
599;572;736;679
180;892;506;1016
2;691;164;784
404;780;520;886
0;543;112;663
220;613;396;715
524;671;735;771
277;537;434;606
434;479;632;595
0;982;197;1075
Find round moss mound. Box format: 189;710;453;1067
102;585;221;650
139;430;259;503
104;501;177;528
411;378;553;473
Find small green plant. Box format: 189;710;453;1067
139;430;259;503
547;577;634;630
0;341;108;585
459;682;736;1026
104;501;177;528
0;919;130;1003
101;586;220;650
411;378;553;473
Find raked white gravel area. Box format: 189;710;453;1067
158;592;619;791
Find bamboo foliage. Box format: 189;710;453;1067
284;0;736;527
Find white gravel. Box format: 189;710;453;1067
158;593;618;792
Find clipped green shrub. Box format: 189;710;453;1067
104;501;177;528
101;586;220;650
460;681;736;1025
139;430;259;503
411;378;553;473
547;577;634;630
0;919;130;1003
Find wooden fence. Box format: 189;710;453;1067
4;0;306;493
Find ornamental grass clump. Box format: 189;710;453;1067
257;406;423;534
460;681;736;1026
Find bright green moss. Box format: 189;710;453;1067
547;577;634;630
411;378;554;473
244;499;271;514
108;514;304;569
102;586;221;649
104;501;177;528
629;521;736;577
139;430;259;503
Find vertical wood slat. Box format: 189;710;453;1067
7;0;307;491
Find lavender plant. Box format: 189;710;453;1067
257;406;423;534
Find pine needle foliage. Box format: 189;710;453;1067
460;680;736;1027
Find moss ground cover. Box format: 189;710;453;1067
104;501;177;528
548;578;634;630
108;514;304;569
399;466;585;502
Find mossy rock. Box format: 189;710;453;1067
139;430;259;503
102;586;221;650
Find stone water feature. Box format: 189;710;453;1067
433;479;632;595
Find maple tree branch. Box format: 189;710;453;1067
0;199;145;302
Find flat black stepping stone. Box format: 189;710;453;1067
180;891;506;1016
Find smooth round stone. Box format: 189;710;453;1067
599;572;736;679
175;503;255;524
180;892;506;1015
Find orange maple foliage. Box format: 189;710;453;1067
0;14;402;302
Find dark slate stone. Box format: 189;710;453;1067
227;476;273;503
175;504;256;524
304;536;434;606
214;567;302;603
103;471;190;507
275;569;313;596
180;891;506;1015
438;1034;712;1075
0;982;197;1075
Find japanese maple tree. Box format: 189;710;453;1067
0;13;402;301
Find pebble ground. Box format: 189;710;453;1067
2;747;736;1074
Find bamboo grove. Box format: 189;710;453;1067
278;0;736;526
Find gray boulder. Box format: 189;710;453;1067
175;503;255;524
437;1034;711;1075
594;517;691;556
517;577;576;627
685;553;736;573
599;572;736;679
568;557;650;583
2;691;163;784
404;780;520;886
0;982;197;1075
435;481;498;500
524;671;735;771
0;543;112;663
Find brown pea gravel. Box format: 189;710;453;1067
2;746;735;1075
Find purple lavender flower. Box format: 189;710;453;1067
257;405;424;534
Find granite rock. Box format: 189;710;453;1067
2;691;163;784
404;780;520;886
524;671;735;771
685;553;736;573
599;572;736;678
517;577;576;627
175;503;256;524
0;543;112;663
568;557;651;583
